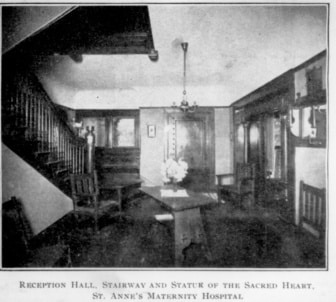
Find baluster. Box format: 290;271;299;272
6;94;13;135
61;125;64;162
52;113;56;156
69;141;72;173
76;143;79;173
36;96;40;150
62;126;65;163
28;94;33;140
78;145;81;174
14;91;19;129
34;95;38;141
19;91;23;128
12;91;17;128
40;103;44;151
309;193;312;223
24;93;29;139
68;135;71;172
44;104;48;150
55;116;59;158
72;142;76;173
21;91;25;129
51;108;54;153
39;97;43;151
72;143;75;174
67;136;70;172
78;145;82;174
65;132;68;171
64;130;68;170
60;125;63;162
46;106;50;152
75;144;79;174
74;144;77;174
49;107;53;153
42;103;45;150
69;135;72;172
58;122;62;161
80;144;83;174
39;97;43;150
77;144;80;173
81;145;85;173
69;136;73;172
313;195;317;225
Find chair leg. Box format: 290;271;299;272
116;188;122;215
65;245;72;267
217;187;221;203
93;196;99;233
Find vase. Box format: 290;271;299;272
172;180;178;192
164;178;179;192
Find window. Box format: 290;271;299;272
109;117;135;147
80;117;106;147
79;113;138;148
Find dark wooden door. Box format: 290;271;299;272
166;110;214;192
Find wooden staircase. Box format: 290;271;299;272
2;69;86;195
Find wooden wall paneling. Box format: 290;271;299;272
164;107;215;191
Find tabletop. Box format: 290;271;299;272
140;186;216;212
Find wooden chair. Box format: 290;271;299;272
216;163;256;207
299;181;326;239
2;197;71;268
70;170;120;232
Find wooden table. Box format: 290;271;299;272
140;186;215;266
100;180;142;213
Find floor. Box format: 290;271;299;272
62;194;326;269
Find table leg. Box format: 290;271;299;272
173;208;212;266
116;188;122;214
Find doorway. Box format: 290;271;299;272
246;113;289;211
166;109;215;192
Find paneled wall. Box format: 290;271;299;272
140;107;233;188
139;108;166;186
215;107;233;182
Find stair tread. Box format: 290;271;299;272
46;159;62;165
35;151;51;155
55;168;68;174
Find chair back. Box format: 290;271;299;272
236;163;256;195
236;163;255;179
299;181;326;238
70;170;99;199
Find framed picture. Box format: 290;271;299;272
147;125;156;138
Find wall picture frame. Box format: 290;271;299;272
147;125;156;138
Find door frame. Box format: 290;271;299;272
164;107;215;191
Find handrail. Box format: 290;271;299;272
2;70;86;175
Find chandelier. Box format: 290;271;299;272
172;42;198;113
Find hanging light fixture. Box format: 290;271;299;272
172;42;198;112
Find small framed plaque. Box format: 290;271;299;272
148;125;156;138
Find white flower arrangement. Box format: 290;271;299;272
161;158;188;183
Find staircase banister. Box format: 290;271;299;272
4;71;82;141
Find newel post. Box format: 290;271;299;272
85;126;95;173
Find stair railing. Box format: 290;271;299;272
2;72;86;175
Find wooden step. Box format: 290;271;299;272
45;159;62;166
55;168;68;175
35;150;51;157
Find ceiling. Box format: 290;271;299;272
7;6;154;56
2;5;327;109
